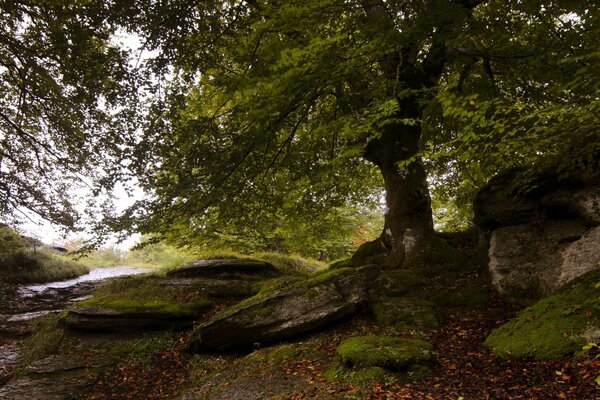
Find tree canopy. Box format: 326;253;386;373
0;0;135;229
1;0;598;261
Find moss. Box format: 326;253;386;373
336;336;433;370
305;267;356;286
369;269;426;298
78;296;211;317
369;297;439;330
328;258;354;270
484;270;600;360
351;239;387;266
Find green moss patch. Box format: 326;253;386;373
336;336;433;370
76;275;212;317
305;267;357;286
484;270;600;360
78;297;211;317
369;297;439;330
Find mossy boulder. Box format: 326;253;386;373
369;297;439;330
484;269;600;359
65;298;212;332
336;336;433;373
369;269;426;298
158;277;259;299
64;276;213;332
185;268;367;351
350;238;387;266
166;258;281;279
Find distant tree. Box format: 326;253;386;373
117;0;598;267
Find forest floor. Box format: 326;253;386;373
82;296;600;400
1;240;599;399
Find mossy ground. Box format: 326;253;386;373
75;275;212;316
484;269;600;360
335;335;433;370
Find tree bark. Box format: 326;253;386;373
354;0;483;268
363;103;434;267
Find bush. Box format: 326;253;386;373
0;225;88;284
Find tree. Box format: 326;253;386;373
116;0;598;267
0;0;135;229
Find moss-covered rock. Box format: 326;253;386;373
336;336;433;370
166;258;281;279
328;258;353;270
369;297;439;330
484;269;600;359
350;238;387;266
369;269;426;298
185;268;367;351
64;276;213;332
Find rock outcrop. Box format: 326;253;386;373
166;258;281;279
65;301;211;332
185;268;368;351
474;169;600;301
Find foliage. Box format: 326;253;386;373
0;225;88;283
101;0;598;254
24;314;66;362
0;0;137;228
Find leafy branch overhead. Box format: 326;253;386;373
1;0;598;259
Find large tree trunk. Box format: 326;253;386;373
362;103;434;268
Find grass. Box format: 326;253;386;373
0;225;89;284
0;249;89;284
74;275;212;316
23;314;67;363
76;243;326;276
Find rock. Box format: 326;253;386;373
473;170;541;231
0;373;97;400
158;278;258;299
556;226;600;287
65;301;211;332
369;269;426;297
166;258;281;279
484;269;600;360
369;297;439;330
541;186;600;225
336;336;433;371
185;268;367;351
475;169;600;301
488;220;589;299
25;352;109;374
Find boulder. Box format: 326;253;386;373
335;336;433;374
369;297;439;330
65;300;211;332
158;278;258;299
475;169;600;300
185;268;367;351
484;269;600;360
166;258;281;279
488;220;588;299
